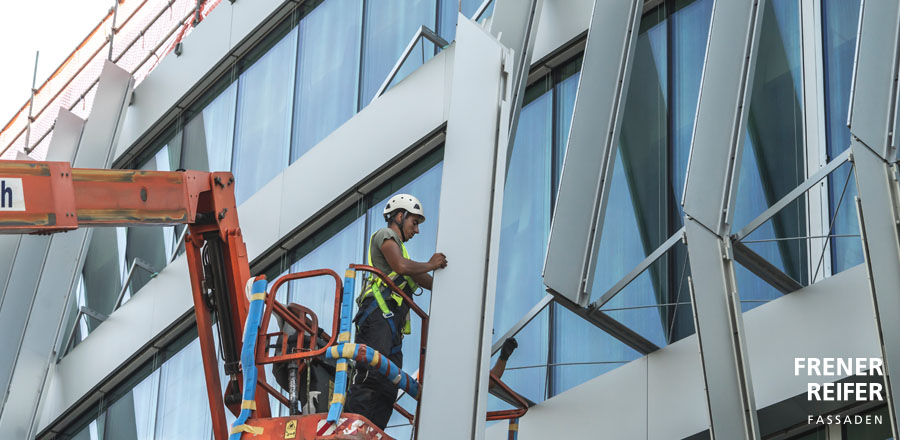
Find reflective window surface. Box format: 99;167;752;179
588;0;711;348
292;0;362;160
822;0;863;273
232;27;297;205
732;0;806;308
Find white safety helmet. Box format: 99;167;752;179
383;194;425;223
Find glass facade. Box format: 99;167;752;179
55;0;882;436
731;0;806;308
69;0;472;352
822;0;864;273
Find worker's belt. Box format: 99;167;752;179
353;286;407;356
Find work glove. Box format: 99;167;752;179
499;337;518;361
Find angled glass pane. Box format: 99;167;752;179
291;0;363;161
671;0;713;207
360;0;437;106
596;240;693;347
554;60;581;195
732;0;808;296
81;227;126;326
493;89;551;347
590;12;667;306
126;142;180;296
732;131;796;310
233;27;298;205
822;0;863;273
182;82;236;173
489;307;549;405
588;0;711;345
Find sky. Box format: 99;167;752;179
0;1;112;129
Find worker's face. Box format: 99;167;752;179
400;213;423;242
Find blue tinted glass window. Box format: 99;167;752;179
233;27;298;205
360;0;437;106
493;89;552;403
732;0;807;305
292;0;363;161
182;82;237;173
822;0;863;273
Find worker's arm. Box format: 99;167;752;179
381;239;447;288
491;338;518;379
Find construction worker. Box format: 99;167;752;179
345;194;447;429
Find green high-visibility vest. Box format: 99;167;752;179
359;233;417;334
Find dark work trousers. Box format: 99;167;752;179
345;297;408;430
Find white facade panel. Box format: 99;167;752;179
418;17;506;440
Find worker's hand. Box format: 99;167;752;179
499;337;517;361
428;252;448;270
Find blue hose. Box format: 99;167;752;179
326;269;358;422
228;277;268;439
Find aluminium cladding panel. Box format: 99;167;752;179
685;220;760;439
417;17;505;440
36;256;194;431
682;0;763;233
530;0;593;62
851;141;900;436
543;0;642;305
273;47;451;260
0;109;85;419
484;265;873;440
0;62;133;440
848;0;900;160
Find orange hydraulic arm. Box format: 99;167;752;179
0;160;269;440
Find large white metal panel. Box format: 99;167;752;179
848;0;900;160
73;61;133;169
418;16;506;440
45;110;85;163
647;334;709;440
851;141;900;435
543;0;641;304
531;0;593;62
682;0;763;232
0;61;132;439
275;48;450;252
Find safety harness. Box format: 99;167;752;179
353;232;417;355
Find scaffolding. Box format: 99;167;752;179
0;0;224;161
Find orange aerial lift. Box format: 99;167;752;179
0;160;528;440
